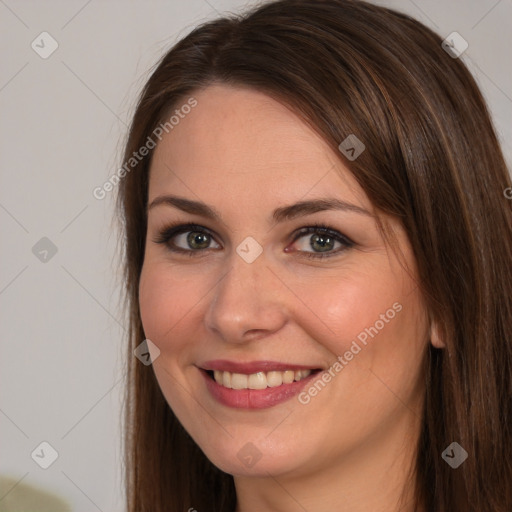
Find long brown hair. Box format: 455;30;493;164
116;1;512;510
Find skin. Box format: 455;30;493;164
139;84;436;512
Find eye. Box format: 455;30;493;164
287;224;354;259
153;223;220;255
153;222;354;259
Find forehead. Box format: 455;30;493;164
148;84;370;213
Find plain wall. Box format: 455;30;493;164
0;0;510;510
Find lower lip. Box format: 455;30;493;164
201;369;319;409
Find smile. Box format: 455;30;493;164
200;360;323;409
211;369;313;389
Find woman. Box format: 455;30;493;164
117;0;512;510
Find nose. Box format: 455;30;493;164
204;248;289;344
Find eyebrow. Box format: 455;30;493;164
147;195;373;223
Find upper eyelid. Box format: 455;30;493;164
157;223;347;238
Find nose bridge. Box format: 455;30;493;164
204;247;287;342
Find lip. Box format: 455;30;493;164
199;362;322;409
201;359;321;374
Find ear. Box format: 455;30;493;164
429;320;445;349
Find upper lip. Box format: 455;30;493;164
200;360;322;374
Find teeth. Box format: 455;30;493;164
283;370;295;384
231;373;248;390
211;369;312;389
267;371;283;387
222;371;231;388
248;372;267;390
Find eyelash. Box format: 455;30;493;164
152;222;354;259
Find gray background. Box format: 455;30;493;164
1;0;510;510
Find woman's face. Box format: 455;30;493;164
139;84;430;479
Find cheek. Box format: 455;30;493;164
292;265;427;394
297;275;426;442
291;267;408;354
138;261;202;347
138;262;204;413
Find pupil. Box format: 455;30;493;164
188;232;210;249
311;234;334;252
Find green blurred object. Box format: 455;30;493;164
0;475;71;512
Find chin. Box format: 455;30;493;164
195;434;312;478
